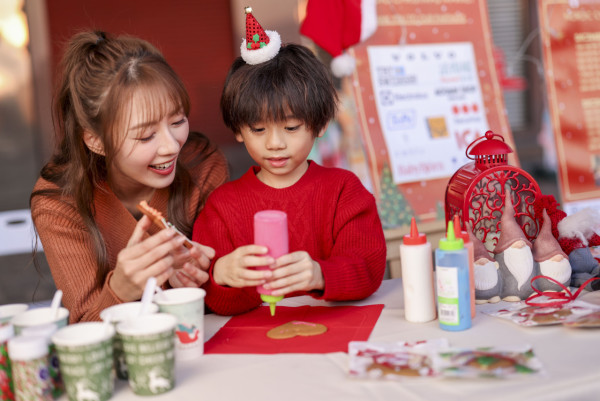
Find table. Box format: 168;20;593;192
108;278;600;401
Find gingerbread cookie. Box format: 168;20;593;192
366;361;423;377
564;310;600;328
521;306;572;325
266;320;327;339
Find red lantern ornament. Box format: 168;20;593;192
445;130;542;250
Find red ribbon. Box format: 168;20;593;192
524;275;600;307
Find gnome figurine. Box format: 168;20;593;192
468;224;502;304
532;209;572;292
493;193;538;301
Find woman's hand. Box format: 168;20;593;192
168;241;216;288
262;251;324;296
213;245;274;288
109;216;186;301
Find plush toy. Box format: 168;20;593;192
533;194;600;290
532;209;571;292
493;194;538;301
469;223;502;304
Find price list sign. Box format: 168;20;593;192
348;0;515;226
539;0;600;212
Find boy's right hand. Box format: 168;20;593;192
213;245;274;288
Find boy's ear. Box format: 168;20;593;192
235;133;244;143
83;130;105;156
317;123;329;138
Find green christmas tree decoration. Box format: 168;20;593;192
377;162;415;228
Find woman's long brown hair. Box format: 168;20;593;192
30;31;215;286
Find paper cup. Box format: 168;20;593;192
52;322;115;401
116;313;176;396
100;302;159;380
8;335;53;401
21;323;64;398
0;303;29;325
11;307;69;335
154;288;205;359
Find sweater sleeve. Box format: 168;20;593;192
315;174;387;301
31;197;123;323
193;194;262;316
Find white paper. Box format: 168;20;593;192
367;42;489;184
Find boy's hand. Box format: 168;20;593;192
213;245;274;288
262;251;324;296
168;241;216;288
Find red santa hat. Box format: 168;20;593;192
300;0;377;77
240;7;281;65
533;209;568;262
493;193;532;254
467;223;494;262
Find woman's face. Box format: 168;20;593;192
108;92;189;200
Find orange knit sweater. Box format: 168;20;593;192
31;142;228;323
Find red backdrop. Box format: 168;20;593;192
45;0;236;146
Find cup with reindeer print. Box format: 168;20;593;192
100;301;159;380
153;287;206;360
51;322;115;401
116;313;177;396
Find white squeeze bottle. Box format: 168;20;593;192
400;217;436;322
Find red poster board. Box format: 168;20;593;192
538;0;600;213
346;0;515;227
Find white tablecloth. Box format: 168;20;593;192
107;279;600;401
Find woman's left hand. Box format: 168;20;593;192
168;240;216;288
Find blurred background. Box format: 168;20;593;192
0;0;558;303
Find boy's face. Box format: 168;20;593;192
236;116;323;188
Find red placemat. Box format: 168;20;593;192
204;305;384;354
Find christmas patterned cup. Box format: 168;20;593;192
11;307;69;335
100;301;159;380
116;313;176;396
153;288;205;359
0;324;15;401
21;323;64;398
52;322;115;401
7;335;53;401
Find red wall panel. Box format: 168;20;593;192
45;0;236;145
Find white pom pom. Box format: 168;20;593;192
330;53;356;77
557;207;600;245
240;30;281;65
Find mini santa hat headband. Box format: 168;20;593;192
240;7;281;65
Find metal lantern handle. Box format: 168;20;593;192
465;130;506;160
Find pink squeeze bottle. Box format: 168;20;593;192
254;210;288;316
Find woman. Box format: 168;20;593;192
30;31;228;323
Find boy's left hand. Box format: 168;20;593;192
262;251;324;295
168;240;216;288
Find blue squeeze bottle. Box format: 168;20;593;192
435;221;471;331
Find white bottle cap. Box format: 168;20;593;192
8;335;49;361
0;323;14;343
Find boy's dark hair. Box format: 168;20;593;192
220;43;338;137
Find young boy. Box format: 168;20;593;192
192;8;386;316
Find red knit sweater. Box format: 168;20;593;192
31;141;228;323
192;162;387;316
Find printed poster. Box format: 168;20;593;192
538;0;600;214
368;42;488;184
347;0;516;227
